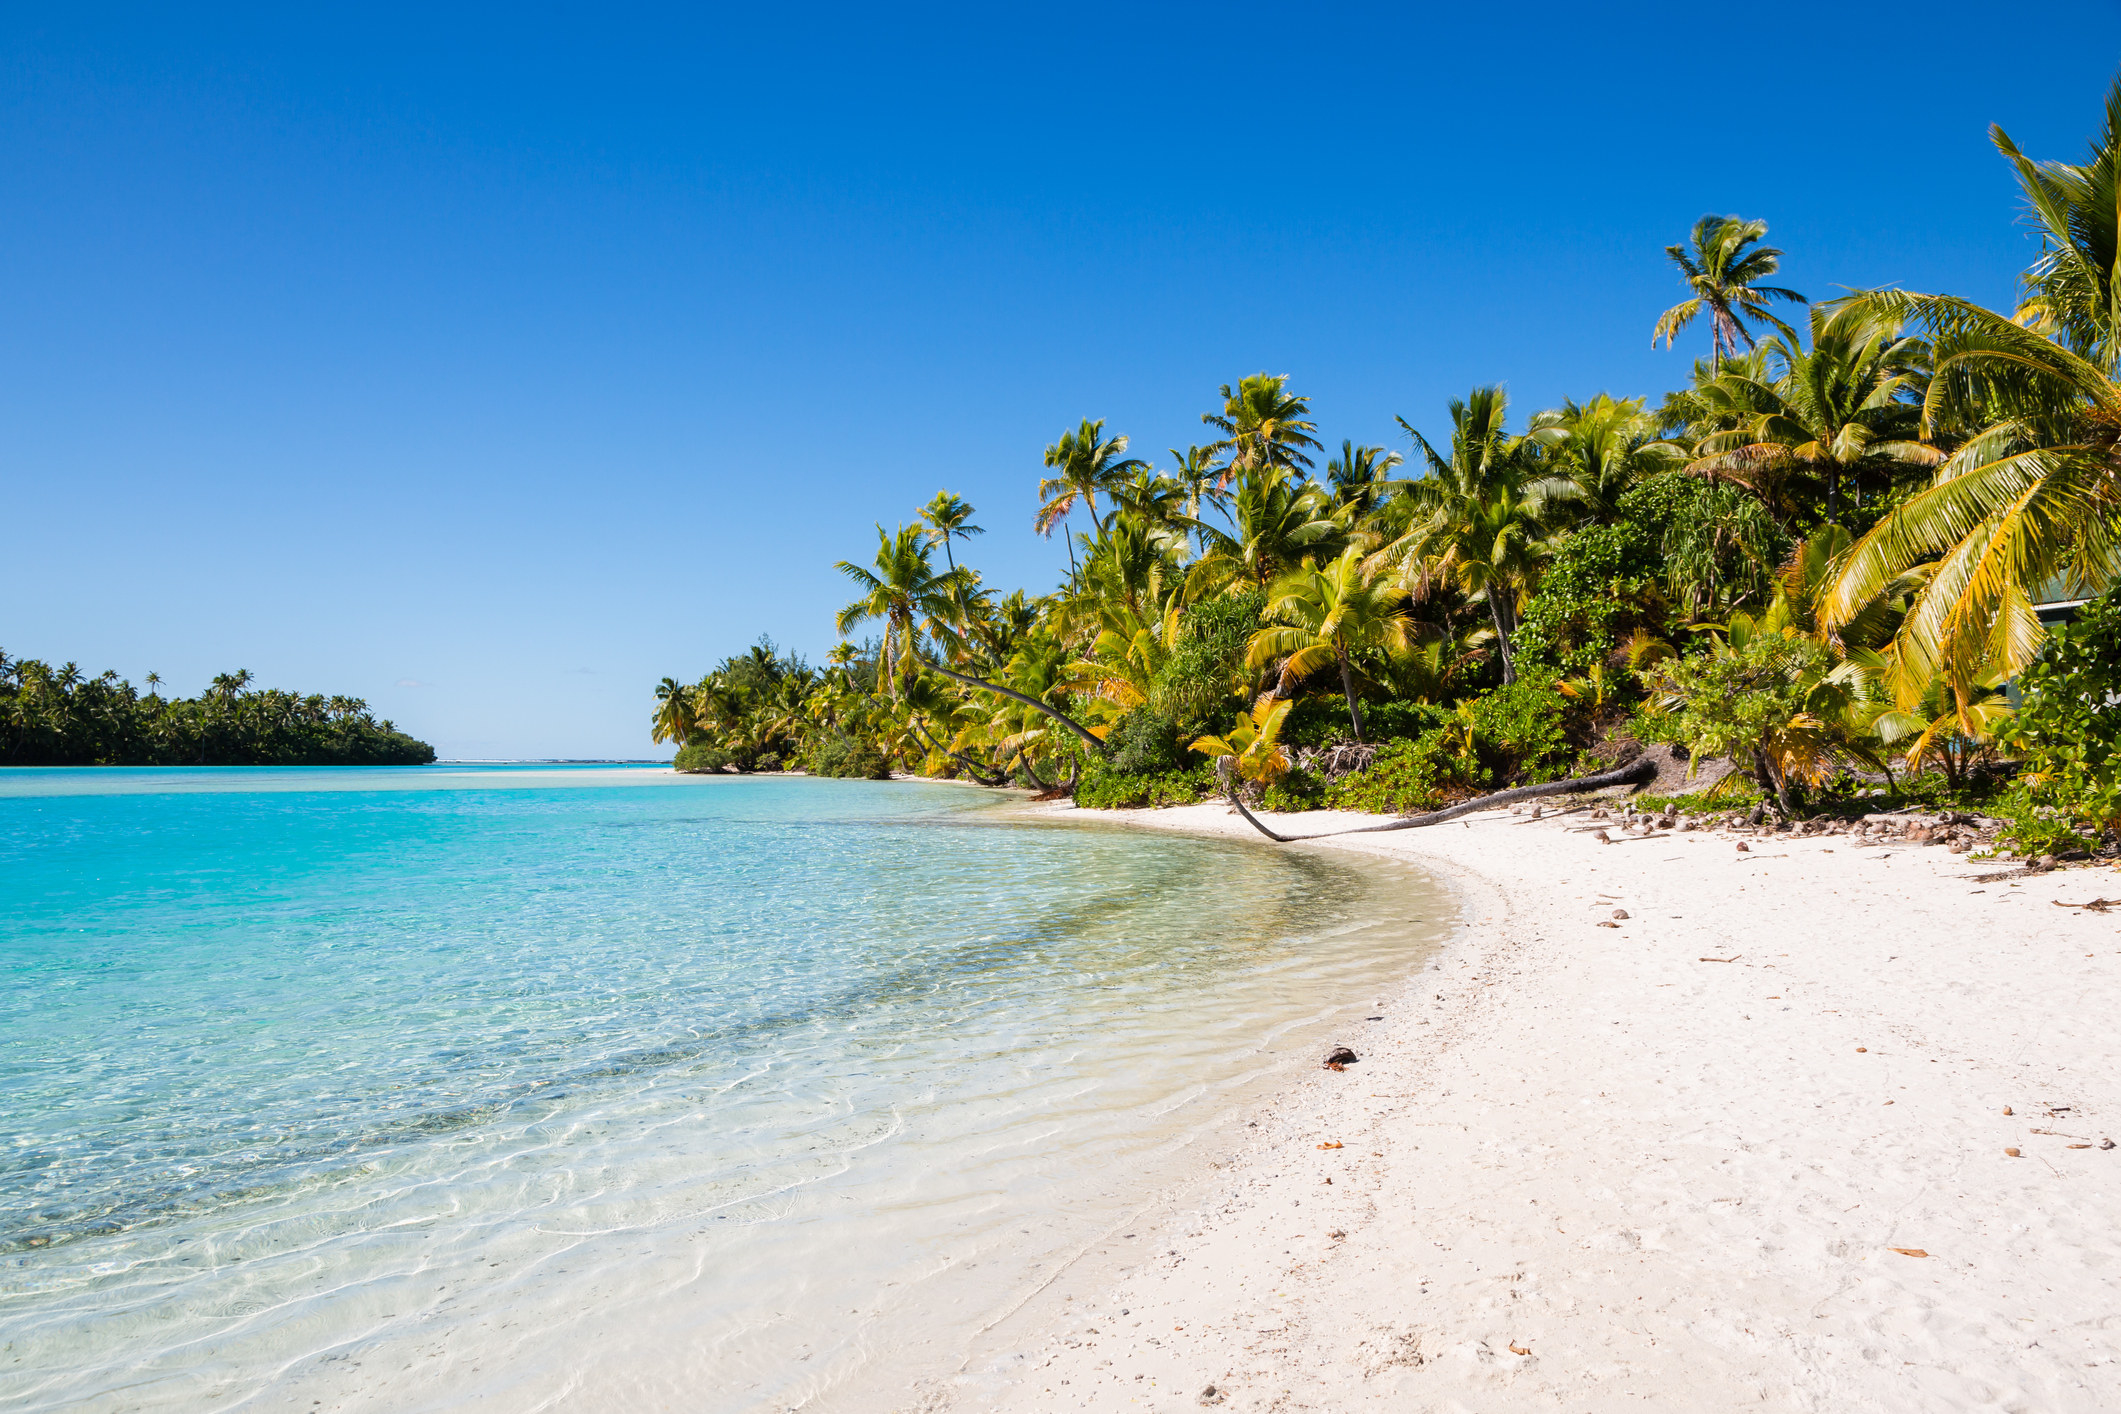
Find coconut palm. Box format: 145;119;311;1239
1379;388;1556;683
1167;444;1229;524
651;677;697;747
1821;291;2121;692
1523;394;1686;519
1652;215;1808;375
1994;75;2121;373
1203;374;1323;479
1189;465;1346;591
1247;547;1414;742
1036;419;1146;578
918;491;984;571
1679;300;1939;524
1190;694;1294;786
834;524;964;699
1324;440;1406;517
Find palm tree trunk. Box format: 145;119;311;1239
1487;596;1517;685
920;661;1109;753
1336;647;1365;743
1223;753;1658;842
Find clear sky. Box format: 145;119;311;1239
8;3;2120;760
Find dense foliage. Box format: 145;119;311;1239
654;81;2121;854
1997;587;2121;853
1;655;434;766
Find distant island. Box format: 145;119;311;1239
0;654;435;766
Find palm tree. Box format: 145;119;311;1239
651;678;697;747
1679;300;1939;524
1822;290;2121;691
1190;695;1294;787
1653;215;1808;375
834;524;964;699
1247;547;1413;742
143;671;162;699
1036;419;1146;579
1167;444;1228;524
1523;394;1685;519
1203;374;1323;479
1381;387;1555;683
1994;75;2121;373
1324;440;1405;517
918;491;984;571
1189;465;1346;591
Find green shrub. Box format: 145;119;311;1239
1152;589;1267;734
803;732;891;780
1997;587;2121;854
1514;523;1659;671
673;742;732;773
1462;676;1575;782
1282;694;1443;748
1075;761;1214;809
1104;708;1188;776
1324;731;1478;814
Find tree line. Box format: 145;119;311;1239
1;657;436;766
655;77;2121;858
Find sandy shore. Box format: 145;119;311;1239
938;798;2121;1412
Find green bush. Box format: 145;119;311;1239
1075;761;1214;809
1282;694;1443;748
1324;731;1478;814
802;732;891;780
1462;676;1575;782
1151;589;1266;733
1104;708;1188;776
1514;523;1659;672
673;742;732;773
1998;587;2121;854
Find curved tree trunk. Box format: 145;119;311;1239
1220;754;1658;844
921;661;1109;753
904;714;1010;786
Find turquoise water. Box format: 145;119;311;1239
0;767;1442;1411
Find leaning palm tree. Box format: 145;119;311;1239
1653;215;1808;375
1036;418;1146;579
834;524;964;699
1203;374;1323;479
1247;547;1413;741
918;491;984;571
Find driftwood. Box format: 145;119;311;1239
1222;754;1659;844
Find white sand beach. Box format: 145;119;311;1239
947;799;2121;1412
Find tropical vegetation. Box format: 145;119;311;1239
1;656;435;765
656;79;2121;858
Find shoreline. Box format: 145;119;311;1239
938;797;2121;1412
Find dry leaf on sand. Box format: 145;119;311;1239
1317;1141;1343;1150
1508;1342;1530;1355
2005;1147;2022;1157
1890;1247;1929;1258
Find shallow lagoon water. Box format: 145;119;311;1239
0;766;1444;1411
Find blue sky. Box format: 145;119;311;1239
8;3;2120;759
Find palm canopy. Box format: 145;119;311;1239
1524;393;1685;519
651;677;696;746
1325;440;1406;516
1821;290;2121;693
1203;373;1323;478
1189;465;1347;592
1247;546;1413;741
1996;73;2121;373
1037;418;1145;543
1679;299;1939;523
1653;215;1807;373
918;491;984;571
834;523;965;698
1379;387;1558;682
